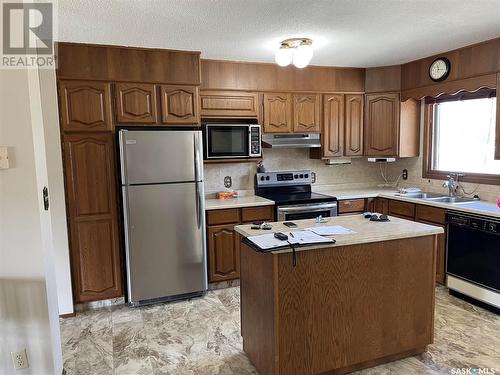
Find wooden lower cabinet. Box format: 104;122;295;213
338;199;366;215
207;224;240;282
63;133;123;302
367;197;389;214
206;206;274;283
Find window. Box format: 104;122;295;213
424;89;500;184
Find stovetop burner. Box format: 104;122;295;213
254;169;337;206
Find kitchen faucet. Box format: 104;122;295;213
442;173;464;197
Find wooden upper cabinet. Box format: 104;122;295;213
200;90;260;119
59;80;113;132
364;93;400;156
160;85;200;125
364;93;420;157
62;133;122;302
115;83;158;124
263;93;292;133
495;73;500;160
322;94;344;157
293;94;320;133
345;94;364;156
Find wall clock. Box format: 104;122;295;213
429;57;451;82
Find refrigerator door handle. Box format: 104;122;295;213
118;130;129;185
195;181;203;229
193;132;203;182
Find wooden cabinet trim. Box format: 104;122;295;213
207;224;240;282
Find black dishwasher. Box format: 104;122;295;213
446;212;500;294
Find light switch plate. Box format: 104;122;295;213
0;146;9;169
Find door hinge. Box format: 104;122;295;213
43;186;49;211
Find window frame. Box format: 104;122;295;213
423;91;500;186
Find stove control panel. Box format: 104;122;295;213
256;170;312;186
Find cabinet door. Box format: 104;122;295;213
160;85;200;125
345;94;364;156
373;197;389;214
115;83;158;124
207;224;240;282
200;90;259;118
263;93;292;133
322;94;344;157
63;133;122;302
417;220;446;285
364;93;400;156
293;94;320;133
59;80;113;132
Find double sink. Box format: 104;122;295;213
398;192;478;205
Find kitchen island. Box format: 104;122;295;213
234;215;443;375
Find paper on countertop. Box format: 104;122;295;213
247;231;334;250
305;225;355;236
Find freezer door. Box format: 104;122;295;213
119;130;203;185
123;181;207;303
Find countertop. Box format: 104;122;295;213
205;187;500;218
205;195;274;210
319;187;500;219
234;215;443;253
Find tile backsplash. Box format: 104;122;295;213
203;148;384;194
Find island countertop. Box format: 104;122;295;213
234;214;444;252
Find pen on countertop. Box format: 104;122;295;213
289;232;294;238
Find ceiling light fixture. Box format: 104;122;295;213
274;38;313;68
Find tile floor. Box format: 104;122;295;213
61;286;500;375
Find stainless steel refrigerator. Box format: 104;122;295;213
118;129;207;305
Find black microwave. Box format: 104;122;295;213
203;124;262;159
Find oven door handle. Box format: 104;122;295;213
277;203;338;212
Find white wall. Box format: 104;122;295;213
0;67;62;374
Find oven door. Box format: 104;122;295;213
277;202;338;221
205;125;249;159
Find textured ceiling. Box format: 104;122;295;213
57;0;500;67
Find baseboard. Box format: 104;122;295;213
59;312;76;319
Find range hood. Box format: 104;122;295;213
262;133;320;148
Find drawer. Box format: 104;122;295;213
241;205;273;223
338;199;365;214
207;208;240;225
388;200;415;219
415;204;445;225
